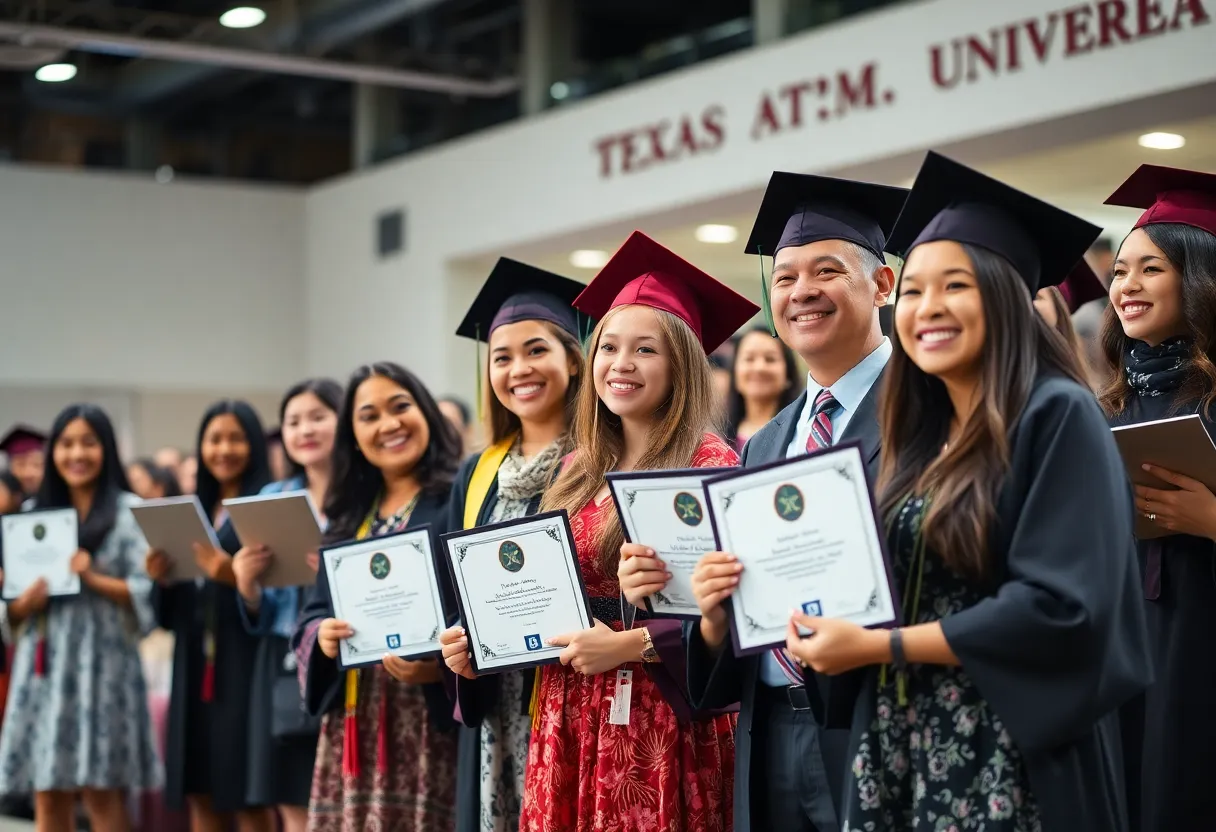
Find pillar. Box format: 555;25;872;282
520;0;576;116
352;83;401;169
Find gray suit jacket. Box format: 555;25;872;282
686;374;885;832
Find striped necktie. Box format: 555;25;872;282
772;388;841;686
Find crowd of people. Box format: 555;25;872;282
0;151;1212;832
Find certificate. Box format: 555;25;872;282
129;496;219;582
322;526;447;670
440;510;591;674
607;468;732;618
1;509;80;600
224;491;323;588
703;442;898;655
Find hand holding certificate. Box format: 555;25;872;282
441;510;592;674
224;491;323;587
322;526;447;670
1;509;80;600
129;496;220;582
703;442;898;655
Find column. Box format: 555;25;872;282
352;83;401;169
124;119;161;171
520;0;576;116
753;0;793;45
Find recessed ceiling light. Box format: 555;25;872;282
219;7;267;28
550;81;570;100
695;224;738;244
570;249;609;269
34;63;76;83
1138;132;1185;150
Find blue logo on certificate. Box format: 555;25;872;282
524;634;542;651
386;634;401;649
801;601;823;617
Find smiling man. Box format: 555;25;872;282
685;172;907;832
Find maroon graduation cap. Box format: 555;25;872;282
1058;261;1107;314
1105;164;1216;237
0;425;46;458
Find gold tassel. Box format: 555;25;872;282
528;671;541;731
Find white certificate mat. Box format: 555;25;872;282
1;509;80;600
129;496;218;582
607;468;732;618
441;510;591;674
703;442;898;655
322;526;447;670
223;491;323;588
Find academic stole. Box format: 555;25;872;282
342;493;419;778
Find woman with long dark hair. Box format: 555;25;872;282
292;362;461;832
145;400;273;832
0;404;160;830
1034;262;1107;388
127;458;182;501
231;379;342;832
1099;165;1216;830
781;154;1150;831
724;327;802;451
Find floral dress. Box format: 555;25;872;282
519;434;738;832
843;496;1042;832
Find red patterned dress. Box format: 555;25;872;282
520;434;739;832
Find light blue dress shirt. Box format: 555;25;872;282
760;337;892;687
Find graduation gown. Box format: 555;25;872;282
1111;392;1216;830
840;374;1151;830
153;521;263;812
686;379;883;832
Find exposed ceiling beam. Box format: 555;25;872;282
0;21;517;98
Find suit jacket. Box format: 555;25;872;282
686;373;884;832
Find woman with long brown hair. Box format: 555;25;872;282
517;231;756;832
783;153;1150;831
1099;164;1216;831
1033;262;1107;387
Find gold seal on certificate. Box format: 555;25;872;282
606;468;732;618
702;442;898;655
1;508;80;600
440;510;591;674
321;526;448;670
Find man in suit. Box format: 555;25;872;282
688;173;907;831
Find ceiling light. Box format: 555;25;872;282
219;7;267;28
155;165;175;184
570;249;609;269
550;81;570;101
695;224;738;244
34;63;76;83
1138;132;1185;150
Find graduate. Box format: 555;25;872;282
780;152;1151;831
292;362;461;832
1034;262;1107;386
0;426;46;497
1098;164;1216;830
145;400;274;832
724;327;803;452
438;260;586;832
519;231;756;832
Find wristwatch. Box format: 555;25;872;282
640;627;659;663
889;627;907;672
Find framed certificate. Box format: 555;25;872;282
1;508;80;600
703;442;899;656
606;468;732;619
321;526;448;670
440;510;592;674
129;496;219;582
223;491;323;588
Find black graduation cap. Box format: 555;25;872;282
0;425;46;457
888;152;1101;295
455;258;586;342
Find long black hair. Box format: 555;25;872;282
324;362;461;543
278;378;344;480
194;400;271;520
129;458;182;498
724;327;803;444
35;404;131;553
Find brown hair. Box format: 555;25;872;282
878;245;1086;581
540;307;717;578
483;321;585;450
1098;223;1216;419
1039;286;1092;382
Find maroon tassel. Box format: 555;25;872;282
201;660;215;703
33;638;45;677
376;678;389;775
343;712;360;778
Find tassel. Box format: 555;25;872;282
376;674;389;775
896;671;908;707
201;660;215;703
342;669;360;778
757;245;778;337
474;323;484;427
528;670;542;731
33;637;45;677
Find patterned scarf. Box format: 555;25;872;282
1126;336;1192;398
487;438;564;524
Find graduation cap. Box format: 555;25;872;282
455;258;586;342
0;425;46;458
573;230;760;354
1058;261;1107;314
745;172;908;333
888;151;1101;295
1104;164;1216;238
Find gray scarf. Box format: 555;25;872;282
487;438;564;524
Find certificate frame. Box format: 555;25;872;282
1;508;81;600
320;524;449;671
440;509;593;676
702;441;900;657
606;467;732;620
223;490;323;588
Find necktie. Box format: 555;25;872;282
773;389;841;686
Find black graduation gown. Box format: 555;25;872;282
1111;392;1216;830
838;374;1152;831
153;520;263;813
